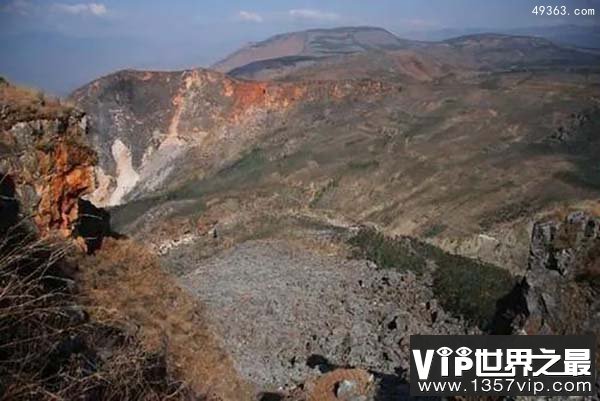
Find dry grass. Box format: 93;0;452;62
77;239;256;401
545;200;600;222
0;225;196;401
0;81;69;131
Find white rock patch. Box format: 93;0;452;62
85;166;114;207
109;139;139;206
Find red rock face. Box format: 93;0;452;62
170;69;390;124
221;73;390;123
1;82;98;240
34;140;96;237
218;72;390;123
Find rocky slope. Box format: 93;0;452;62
229;49;454;82
72;33;600;261
177;240;472;389
71;68;390;206
0;78;256;401
439;33;598;66
79;64;600;274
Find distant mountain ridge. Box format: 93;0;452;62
212;26;422;73
3;24;596;94
406;24;600;49
215;26;600;80
218;27;600;81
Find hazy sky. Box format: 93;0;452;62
1;0;598;94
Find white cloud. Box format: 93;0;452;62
54;2;108;16
289;9;340;21
0;0;32;15
237;10;263;23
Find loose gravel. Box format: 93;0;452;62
176;240;469;390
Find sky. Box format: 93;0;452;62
0;0;599;94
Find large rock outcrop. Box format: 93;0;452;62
488;211;600;400
0;80;108;251
524;212;599;334
492;211;600;369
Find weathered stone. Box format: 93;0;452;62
491;212;600;395
179;240;471;389
305;368;372;401
0;81;110;251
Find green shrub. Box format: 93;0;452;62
348;227;515;329
431;253;515;329
347;160;380;170
170;148;267;200
422;223;447;238
347;227;426;273
309;178;339;208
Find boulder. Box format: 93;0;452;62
491;211;600;395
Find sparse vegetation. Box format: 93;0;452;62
0;81;68;131
79;238;252;399
347;227;426;272
556;166;600;191
309;178;339;208
406;239;516;329
170;148;268;201
0;225;195;401
348;227;515;329
223;147;266;178
111;148;272;229
422;223;447;238
430;249;515;329
479;201;535;230
479;76;500;90
347;159;380;170
109;195;166;230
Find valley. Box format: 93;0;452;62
76;47;600;273
2;25;600;401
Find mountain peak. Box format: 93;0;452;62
212;25;415;73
